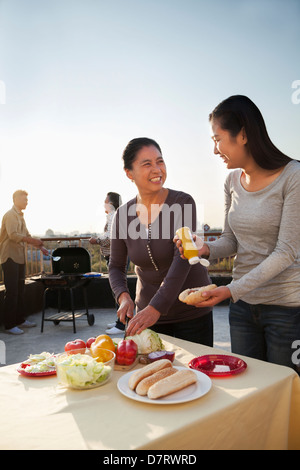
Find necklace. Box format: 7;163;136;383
146;223;159;271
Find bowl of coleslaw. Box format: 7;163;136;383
55;349;115;390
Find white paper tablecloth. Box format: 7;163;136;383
1;335;299;450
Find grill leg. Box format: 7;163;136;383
41;288;49;333
83;286;89;315
69;288;76;334
83;286;94;326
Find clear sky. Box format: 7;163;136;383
0;0;299;236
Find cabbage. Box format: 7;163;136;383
56;353;111;388
23;352;55;366
25;362;55;373
23;352;56;373
126;328;164;354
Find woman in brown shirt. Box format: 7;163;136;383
108;138;213;345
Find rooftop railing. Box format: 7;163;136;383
0;232;233;284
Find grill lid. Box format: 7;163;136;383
52;247;91;274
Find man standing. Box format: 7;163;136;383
0;190;44;334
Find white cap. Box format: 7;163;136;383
188;256;200;265
200;258;210;267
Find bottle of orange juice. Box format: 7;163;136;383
176;227;200;265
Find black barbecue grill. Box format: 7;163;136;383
33;246;96;333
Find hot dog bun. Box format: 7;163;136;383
147;369;197;399
128;359;173;390
135;367;178;396
178;284;217;305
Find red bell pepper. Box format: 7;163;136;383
116;339;138;365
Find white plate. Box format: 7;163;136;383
117;366;212;405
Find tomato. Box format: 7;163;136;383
116;339;138;365
90;334;116;362
64;339;86;354
86;337;96;348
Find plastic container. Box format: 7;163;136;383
175;227;200;265
176;227;210;267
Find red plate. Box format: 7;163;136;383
17;362;56;377
189;354;247;377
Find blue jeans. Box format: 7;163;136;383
229;300;300;374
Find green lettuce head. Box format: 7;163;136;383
126;328;165;354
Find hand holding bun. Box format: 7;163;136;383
178;284;217;305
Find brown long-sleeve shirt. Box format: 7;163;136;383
0;205;30;264
108;189;212;324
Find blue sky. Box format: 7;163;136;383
0;0;299;235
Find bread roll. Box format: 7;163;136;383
147;369;197;399
178;284;217;305
128;359;173;390
135;367;178;396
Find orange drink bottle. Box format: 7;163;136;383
176;227;210;267
175;227;200;265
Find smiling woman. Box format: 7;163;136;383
210;95;292;172
108;137;214;346
124;138;168;225
187;95;300;373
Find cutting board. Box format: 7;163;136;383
114;356;140;371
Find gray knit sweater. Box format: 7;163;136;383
207;160;300;306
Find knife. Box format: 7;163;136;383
123;316;129;339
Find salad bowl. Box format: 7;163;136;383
55;349;115;390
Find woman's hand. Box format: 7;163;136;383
125;305;161;336
193;286;232;307
117;292;135;324
173;234;210;260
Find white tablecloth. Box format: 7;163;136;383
0;335;299;450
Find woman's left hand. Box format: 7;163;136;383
194;286;232;307
125;305;161;336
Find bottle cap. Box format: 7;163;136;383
199;258;210;267
188;256;200;265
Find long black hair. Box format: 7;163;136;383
209;95;292;170
122;137;162;170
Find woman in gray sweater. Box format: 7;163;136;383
178;95;300;371
108;137;213;345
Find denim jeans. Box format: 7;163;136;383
229;300;300;373
152;312;213;347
